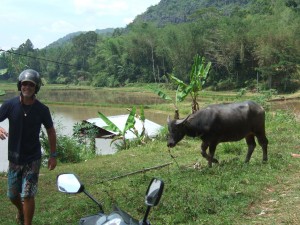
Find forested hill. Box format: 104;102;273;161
0;0;299;93
49;0;252;47
134;0;252;25
46;28;114;48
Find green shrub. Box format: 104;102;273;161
56;135;93;163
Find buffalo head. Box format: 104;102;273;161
167;115;190;148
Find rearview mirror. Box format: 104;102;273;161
57;173;84;194
145;178;164;206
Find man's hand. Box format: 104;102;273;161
48;157;57;170
0;127;8;140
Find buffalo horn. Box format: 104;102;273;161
167;115;171;123
175;114;190;125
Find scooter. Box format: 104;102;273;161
56;173;164;225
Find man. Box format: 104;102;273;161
0;69;57;225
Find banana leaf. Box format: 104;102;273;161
148;86;172;101
124;106;136;134
139;105;145;122
169;75;187;89
98;111;122;134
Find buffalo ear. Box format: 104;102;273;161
174;109;179;119
175;114;190;125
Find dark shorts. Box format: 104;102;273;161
7;159;41;199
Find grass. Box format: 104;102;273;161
1;108;300;225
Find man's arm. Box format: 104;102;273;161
46;126;57;170
0;126;8;140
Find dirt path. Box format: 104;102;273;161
246;164;300;224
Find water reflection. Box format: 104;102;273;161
49;105;168;139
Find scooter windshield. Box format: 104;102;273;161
102;218;123;225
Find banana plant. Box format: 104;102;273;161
169;54;211;113
98;106;137;149
130;105;148;144
150;54;211;116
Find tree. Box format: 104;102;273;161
250;0;300;91
0;68;7;95
72;31;98;71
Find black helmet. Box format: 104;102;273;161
17;69;42;94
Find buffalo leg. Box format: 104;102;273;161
201;142;209;159
245;134;256;162
201;142;218;167
208;143;219;167
257;134;268;161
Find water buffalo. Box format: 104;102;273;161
167;101;268;167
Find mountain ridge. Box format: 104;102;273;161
45;28;115;48
45;0;253;48
132;0;252;26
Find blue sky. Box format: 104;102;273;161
0;0;160;50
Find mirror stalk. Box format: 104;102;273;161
140;206;151;225
83;190;104;213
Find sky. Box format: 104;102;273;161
0;0;161;50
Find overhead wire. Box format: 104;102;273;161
0;49;76;67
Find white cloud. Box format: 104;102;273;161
41;20;77;33
73;0;128;16
123;17;135;25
